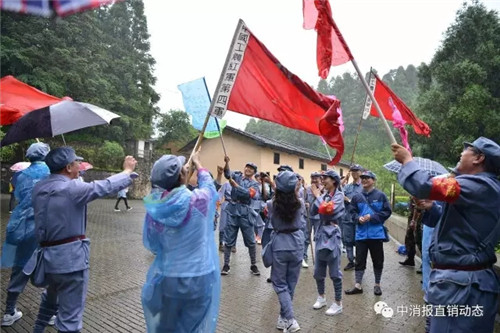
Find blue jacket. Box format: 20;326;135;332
351;188;392;240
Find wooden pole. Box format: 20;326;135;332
185;112;211;184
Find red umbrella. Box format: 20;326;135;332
0;76;63;125
79;162;93;171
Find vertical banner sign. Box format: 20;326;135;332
362;73;376;119
209;19;250;119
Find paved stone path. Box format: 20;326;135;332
1;196;498;332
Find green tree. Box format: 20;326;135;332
414;1;500;165
0;0;159;146
95;141;124;169
156;110;197;146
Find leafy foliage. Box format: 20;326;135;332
413;1;500;165
155;109;198;147
0;0;159;145
95;141;125;170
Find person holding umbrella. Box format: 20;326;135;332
27;147;137;333
392;137;500;333
1;143;51;328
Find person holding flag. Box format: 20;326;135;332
221;156;262;276
392;137;500;333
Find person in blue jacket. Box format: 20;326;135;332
345;170;392;296
1;143;51;328
221;156;261;276
310;170;345;316
267;171;304;332
392;137;500;333
28;147;137;333
141;152;220;333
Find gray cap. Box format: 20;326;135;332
45;146;83;172
275;171;298;193
322;169;341;184
361;170;377;180
26;142;50;162
150;155;186;190
277;165;294;172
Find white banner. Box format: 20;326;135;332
362;75;377;119
209;19;250;119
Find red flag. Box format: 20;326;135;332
0;75;63;125
369;73;431;136
209;20;344;165
303;0;353;79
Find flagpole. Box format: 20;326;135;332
350;59;397;144
215;118;228;157
320;137;332;160
185;112;211;184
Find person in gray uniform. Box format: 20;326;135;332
267;171;304;332
221;156;261;276
27;147;137;333
392;137;500;333
310;170;345;316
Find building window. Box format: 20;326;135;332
299;158;304;169
273;153;280;164
321;164;327;171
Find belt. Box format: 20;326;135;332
432;263;493;271
277;229;299;234
40;235;86;247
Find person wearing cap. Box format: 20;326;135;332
27;146;137;333
266;171;305;332
345;170;392;297
141;151;219;333
221;157;262;276
302;171;322;269
340;164;364;271
250;168;266;246
1;143;52;328
309;169;345;316
392;137;500;333
277;165;294;173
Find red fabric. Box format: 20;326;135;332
318;201;334;215
227;31;344;165
429;177;460;203
303;0;353;79
318;99;344;164
0;75;62;125
370;73;431;136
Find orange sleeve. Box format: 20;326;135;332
429;177;461;203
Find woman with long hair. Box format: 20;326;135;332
267;171;304;332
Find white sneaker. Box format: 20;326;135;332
313;296;327;309
48;315;56;326
325;302;343;316
276;315;286;330
114;208;120;212
1;309;22;327
302;259;309;268
283;318;300;332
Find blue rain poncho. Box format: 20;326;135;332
141;169;220;333
1;162;50;268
